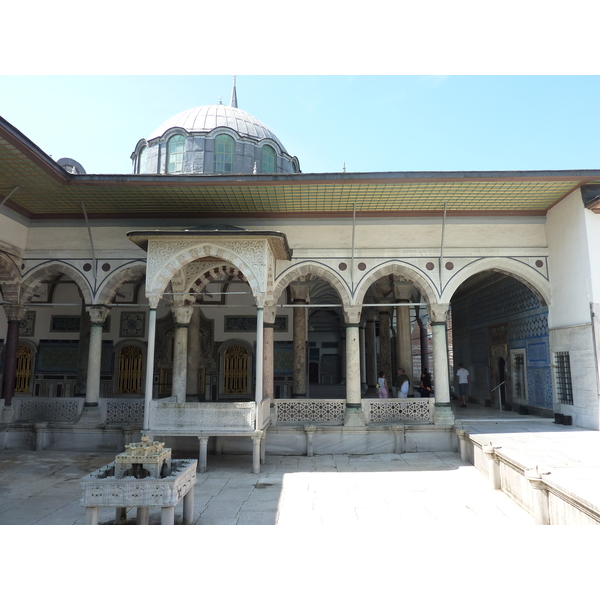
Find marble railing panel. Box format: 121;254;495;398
103;399;144;424
149;401;256;431
274;400;345;424
367;399;432;423
15;397;84;423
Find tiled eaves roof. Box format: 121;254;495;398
2;116;600;220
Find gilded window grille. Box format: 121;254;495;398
223;345;248;394
159;368;173;396
118;345;143;394
15;345;33;393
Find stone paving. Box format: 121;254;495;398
0;449;534;525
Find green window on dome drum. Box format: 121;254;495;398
261;145;276;173
138;146;148;174
167;135;185;173
214;134;235;173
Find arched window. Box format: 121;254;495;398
118;345;143;394
223;345;248;394
261;145;276;173
138;146;148;174
167;135;185;174
214;134;235;173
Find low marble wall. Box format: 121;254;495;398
467;434;599;525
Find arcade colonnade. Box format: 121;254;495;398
1;229;552;429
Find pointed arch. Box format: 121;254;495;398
353;261;439;306
147;244;263;304
187;263;247;295
440;257;550;306
20;261;93;305
96;263;147;305
274;262;352;307
0;253;22;304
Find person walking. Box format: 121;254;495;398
419;369;432;398
377;370;389;398
456;363;470;407
396;367;410;398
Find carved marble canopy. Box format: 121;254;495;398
127;228;292;307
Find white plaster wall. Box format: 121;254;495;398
546;189;593;329
244;219;547;250
549;325;599;429
0;213;28;251
584;208;600;303
26;224;148;253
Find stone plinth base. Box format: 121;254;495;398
433;404;455;426
344;406;366;427
1;406;15;424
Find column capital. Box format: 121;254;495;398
429;303;450;323
171;305;194;325
86;305;110;325
290;278;310;302
146;294;161;309
343;305;362;324
393;280;413;301
263;304;277;324
4;303;27;323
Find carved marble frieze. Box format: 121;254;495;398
145;238;274;304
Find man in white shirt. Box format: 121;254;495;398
456;363;470;407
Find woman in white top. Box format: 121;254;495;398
377;370;389;398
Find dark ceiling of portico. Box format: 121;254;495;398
3;117;600;220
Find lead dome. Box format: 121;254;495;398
131;83;300;175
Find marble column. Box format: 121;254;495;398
359;324;367;392
344;307;365;426
143;303;158;431
292;301;307;398
1;304;26;408
255;306;264;403
171;305;194;403
394;280;414;392
85;306;110;407
339;326;346;384
378;308;392;383
418;316;430;373
290;279;310;398
76;301;91;396
263;305;276;405
186;307;200;401
365;311;377;396
430;303;454;426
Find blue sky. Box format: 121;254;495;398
2;3;599;175
2;75;599;175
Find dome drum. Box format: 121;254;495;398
132;103;300;176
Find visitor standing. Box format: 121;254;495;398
396;367;410;398
419;369;432;398
456;363;470;407
377;370;389;398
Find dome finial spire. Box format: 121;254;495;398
230;75;238;108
